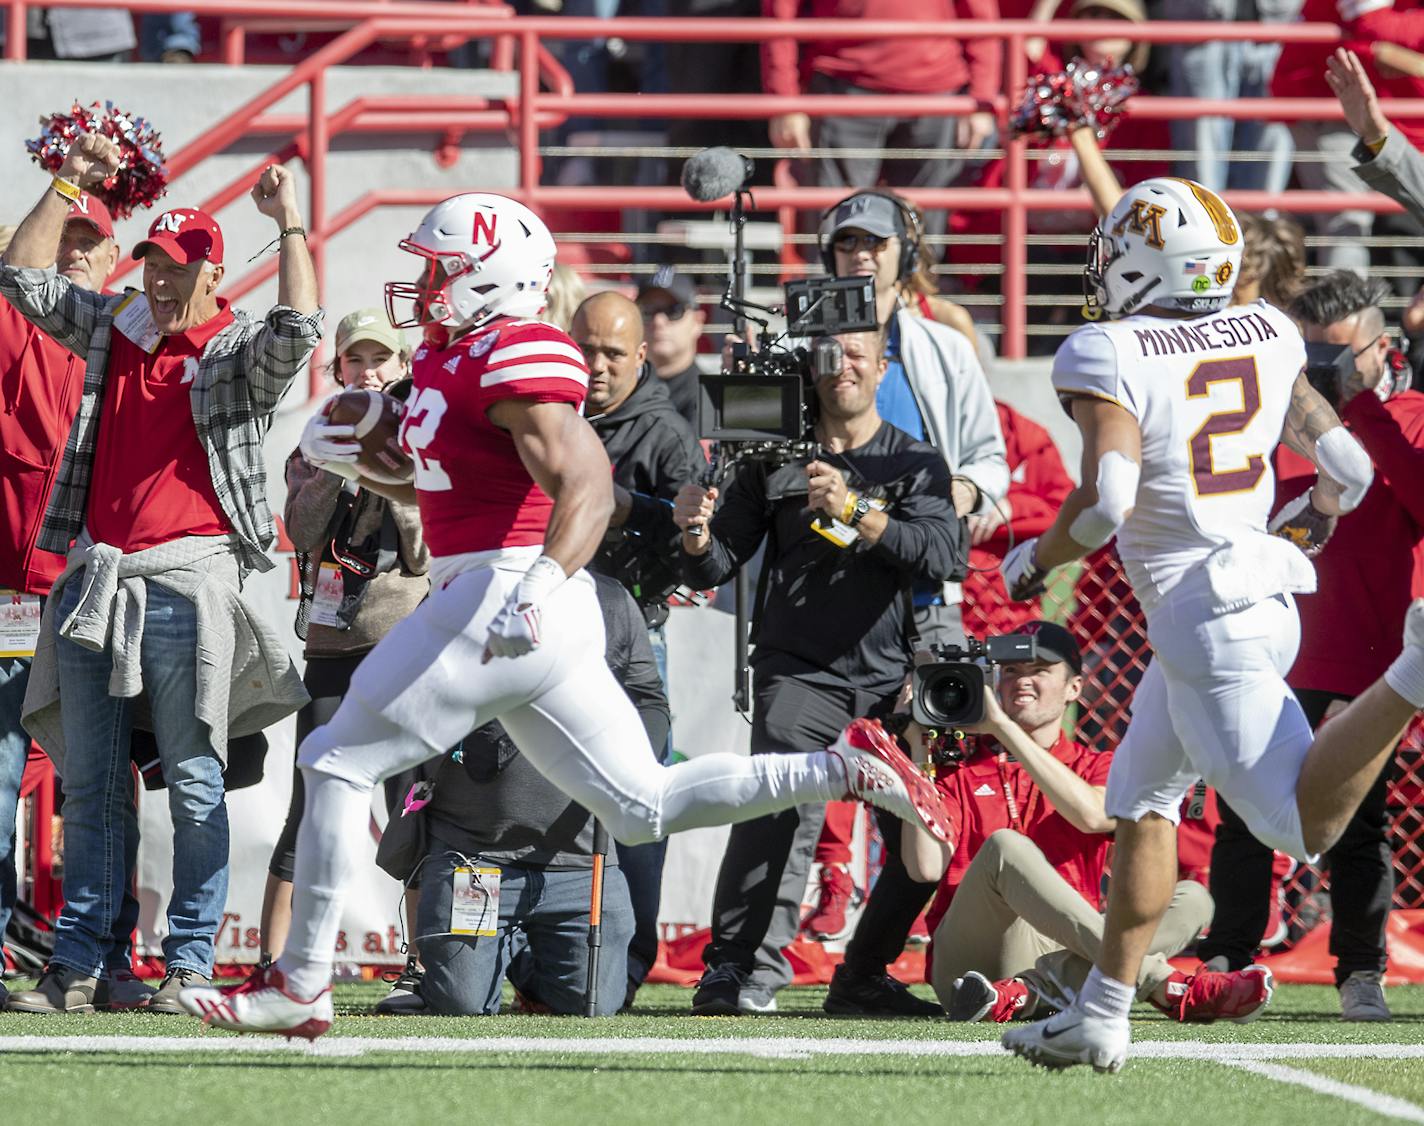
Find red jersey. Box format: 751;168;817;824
0;302;85;593
401;317;590;557
923;733;1113;943
1277;389;1424;696
87;302;235;553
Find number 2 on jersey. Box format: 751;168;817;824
1185;356;1266;496
401;386;453;491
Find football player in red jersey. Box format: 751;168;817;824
179;193;954;1037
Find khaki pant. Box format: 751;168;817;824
930;829;1214;1012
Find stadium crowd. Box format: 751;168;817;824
2;3;1424;1040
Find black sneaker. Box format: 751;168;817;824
374;957;427;1015
691;963;749;1016
823;963;943;1018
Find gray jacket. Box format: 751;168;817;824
1353;128;1424;228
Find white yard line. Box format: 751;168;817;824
1225;1060;1424;1124
0;1035;1422;1060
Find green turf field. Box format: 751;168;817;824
3;981;1424;1125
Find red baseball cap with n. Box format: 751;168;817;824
64;192;115;240
132;208;225;266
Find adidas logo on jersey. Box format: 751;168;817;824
443;355;460;374
974;784;995;797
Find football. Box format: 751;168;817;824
322;388;413;485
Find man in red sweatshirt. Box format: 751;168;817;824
1197;269;1424;1021
761;0;1002;235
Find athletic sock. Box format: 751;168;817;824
1078;966;1134;1022
277;767;374;999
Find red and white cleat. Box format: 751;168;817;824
948;971;1032;1023
828;718;955;844
1151;964;1274;1024
177;962;334;1041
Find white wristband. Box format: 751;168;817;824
1316;426;1373;512
515;554;566;607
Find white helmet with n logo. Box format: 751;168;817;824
1084;177;1242;320
385;193;556;333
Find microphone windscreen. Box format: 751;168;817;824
681;147;751;202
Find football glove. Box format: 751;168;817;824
1268;491;1337;558
298;404;362;480
482;556;566;661
1002;537;1050;601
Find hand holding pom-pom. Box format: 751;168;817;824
1010;59;1139;144
28;101;169;219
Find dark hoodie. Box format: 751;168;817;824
587;363;707;539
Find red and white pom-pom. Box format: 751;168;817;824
28;101;169;219
1009;59;1139;144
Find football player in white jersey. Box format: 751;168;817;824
996;177;1424;1073
174;193;954;1038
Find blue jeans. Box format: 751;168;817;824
417;835;635;1016
0;657;30;942
52;578;229;976
139;12;200;59
1159;0;1298;193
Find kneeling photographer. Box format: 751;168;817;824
673;327;968;1015
898;624;1268;1026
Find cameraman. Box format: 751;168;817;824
897;624;1265;1024
571;291;707;1008
814;189;1008;1014
674;328;968;1015
1197;270;1424;1021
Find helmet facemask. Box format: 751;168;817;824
385;240;489;330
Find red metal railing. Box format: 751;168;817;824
0;6;1412;353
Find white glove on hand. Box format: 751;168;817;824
1002;537;1050;602
482;555;566;662
299;407;362;480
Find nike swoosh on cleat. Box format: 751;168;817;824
1039;1019;1082;1040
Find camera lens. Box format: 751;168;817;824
923;671;971;724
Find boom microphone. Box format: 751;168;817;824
681;147;754;203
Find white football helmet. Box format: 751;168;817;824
385;193;556;333
1084;177;1243;320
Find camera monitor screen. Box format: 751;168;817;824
698;373;806;442
784;276;879;337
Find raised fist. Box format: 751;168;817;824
250;163;303;226
58;133;121;188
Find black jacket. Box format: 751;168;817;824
680;422;968;695
588;364;706;538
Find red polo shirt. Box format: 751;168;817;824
924;733;1114;943
0;301;86;593
87;299;235;552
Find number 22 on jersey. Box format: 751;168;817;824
1185;356;1266;496
401;386;453;491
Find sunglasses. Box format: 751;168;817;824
640;302;689;321
833;232;891;254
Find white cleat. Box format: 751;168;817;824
1001;1002;1131;1074
177;962;333;1041
828;718;955;844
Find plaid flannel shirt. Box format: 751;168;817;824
0;264;322;575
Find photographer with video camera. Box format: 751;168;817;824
570;290;707;1009
807;188;1008;1014
1197;270;1424;1021
673;327;968;1015
898;623;1268;1025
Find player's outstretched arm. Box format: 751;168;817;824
1280;371;1372;516
1038;398;1141;570
490;397;615;576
